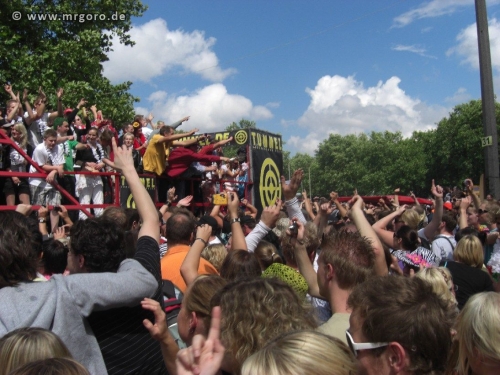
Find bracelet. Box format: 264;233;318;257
39;218;46;223
296;239;305;245
230;217;241;224
195;237;208;246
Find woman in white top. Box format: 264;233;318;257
5;123;32;205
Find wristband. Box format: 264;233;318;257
39;218;46;223
230;217;241;224
195;237;208;246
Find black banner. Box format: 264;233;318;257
249;129;283;212
120;175;157;208
177;129;251;147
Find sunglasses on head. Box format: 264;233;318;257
478;209;489;215
345;330;389;357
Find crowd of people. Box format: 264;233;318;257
1;83;500;375
0;84;249;218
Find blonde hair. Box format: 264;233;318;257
415;267;458;311
0;327;72;375
454;235;484;268
241;330;357;375
211;278;317;371
401;209;423;230
456;292;500;375
123;132;134;142
8;358;89;375
200;244;227;272
11;122;28;149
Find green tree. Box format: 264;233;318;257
424;100;500;189
0;0;147;126
226;119;257;131
224;118;257;158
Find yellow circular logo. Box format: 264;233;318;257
234;130;248;145
259;158;282;207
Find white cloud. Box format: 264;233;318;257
421;26;433;33
103;18;236;83
265;102;280;108
447;18;500;73
445;87;472;103
135;84;273;131
392;0;499;28
392;44;437;59
286;75;448;155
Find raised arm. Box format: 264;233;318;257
372;205;407;248
245;200;282;252
423;180;443;241
228;192;247;251
292;218;322;298
241;198;258;219
410;191;421;208
280;169;307;224
330;191;347;219
180;224;212;287
104;138;159;242
302;190;316;220
48;87;64;119
169;116;190;130
350;195;388;276
161;129;199;145
465;178;481;210
459;196;472;230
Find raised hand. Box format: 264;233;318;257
176;307;225;375
431;179;443;199
280;168;304;201
260;199;282;228
178;195;193;207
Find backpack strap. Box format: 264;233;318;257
434;235;455;250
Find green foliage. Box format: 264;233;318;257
224;118;257;157
287;99;500;197
0;0;146;126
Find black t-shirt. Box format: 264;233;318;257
87;236;167;375
440;260;494;309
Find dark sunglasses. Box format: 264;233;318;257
478;209;489;215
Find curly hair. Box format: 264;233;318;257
241;330;357;375
281;221;319;267
69;217;125;273
0;212;38;288
210;277;317;372
200;244;227;272
415;267;458;312
219;250;262;281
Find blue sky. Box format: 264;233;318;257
103;0;500;155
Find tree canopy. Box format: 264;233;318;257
0;0;147;125
287;100;500;198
